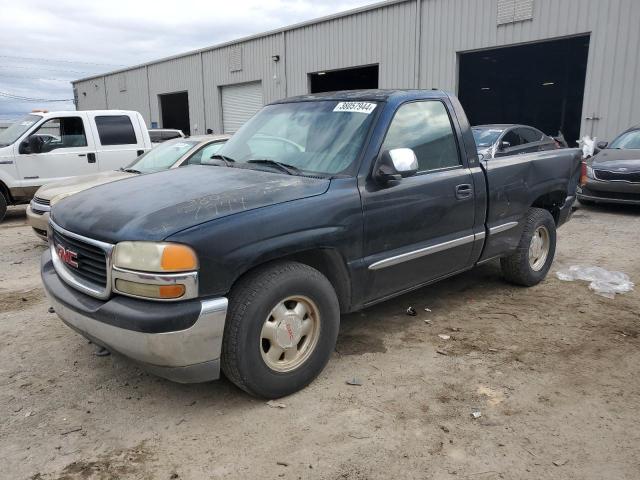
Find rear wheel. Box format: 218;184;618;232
0;192;7;222
501;208;556;286
221;261;340;398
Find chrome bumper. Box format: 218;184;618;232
45;283;228;383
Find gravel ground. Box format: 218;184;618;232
1;203;639;480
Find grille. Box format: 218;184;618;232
583;186;640;202
51;228;108;288
594;169;640;183
33;197;51;206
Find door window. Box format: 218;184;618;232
381;101;460;172
95;115;137;145
31;117;87;153
516;127;542;144
501;130;521;148
186;141;226;165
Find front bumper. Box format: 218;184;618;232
41;250;228;383
577;180;640;205
26;205;50;240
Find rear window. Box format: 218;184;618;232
95;115;137;145
162;131;182;140
149;130;163;142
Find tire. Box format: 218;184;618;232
0;192;7;223
221;261;340;398
500;208;557;287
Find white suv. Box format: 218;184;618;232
0;110;151;221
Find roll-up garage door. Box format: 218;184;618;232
221;81;263;134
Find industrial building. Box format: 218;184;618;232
73;0;640;145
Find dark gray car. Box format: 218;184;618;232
577;125;640;205
472;124;557;160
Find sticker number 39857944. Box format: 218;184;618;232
333;102;377;114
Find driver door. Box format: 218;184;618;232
360;100;476;302
16;113;98;185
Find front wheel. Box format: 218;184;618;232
500;208;557;286
221;261;340;398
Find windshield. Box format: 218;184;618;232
0;114;41;147
472;128;504;148
609;129;640;149
216;100;379;176
128;140;198;173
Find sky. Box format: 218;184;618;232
0;0;375;120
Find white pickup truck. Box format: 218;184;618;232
0;110;151;222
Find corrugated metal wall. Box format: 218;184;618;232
420;0;640;139
74;78;108;110
103;68;150;119
284;1;417;94
147;54;205;134
202;34;285;133
74;0;640;140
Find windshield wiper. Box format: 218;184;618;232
120;167;142;174
208;154;236;167
246;159;301;175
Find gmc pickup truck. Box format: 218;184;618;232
41;90;581;398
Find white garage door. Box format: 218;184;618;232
221;81;263;134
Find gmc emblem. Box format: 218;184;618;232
56;244;78;268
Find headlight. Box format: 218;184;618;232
586;165;595;178
112;242;198;301
113;242;198;272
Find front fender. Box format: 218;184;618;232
166;178;363;297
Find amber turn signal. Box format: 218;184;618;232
161;244;198;271
115;279;186;299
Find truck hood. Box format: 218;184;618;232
591;149;640;172
37;170;134;205
51;166;331;243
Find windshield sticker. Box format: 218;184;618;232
172;143;191;148
333;102;377;114
20;121;35;126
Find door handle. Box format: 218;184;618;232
78;153;86;157
455;184;473;200
87;153;96;163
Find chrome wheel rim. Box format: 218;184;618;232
260;295;320;373
529;225;550;271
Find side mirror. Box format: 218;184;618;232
19;139;31;154
27;135;44;154
499;141;511;151
596;141;608;150
375;148;418;183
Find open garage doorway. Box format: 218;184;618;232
159;91;190;135
309;65;379;93
458;35;590;146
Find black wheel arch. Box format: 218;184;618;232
531;190;566;225
228;248;352;314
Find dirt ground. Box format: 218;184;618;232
1;203;639;480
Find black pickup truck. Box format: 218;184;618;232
42;90;581;398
